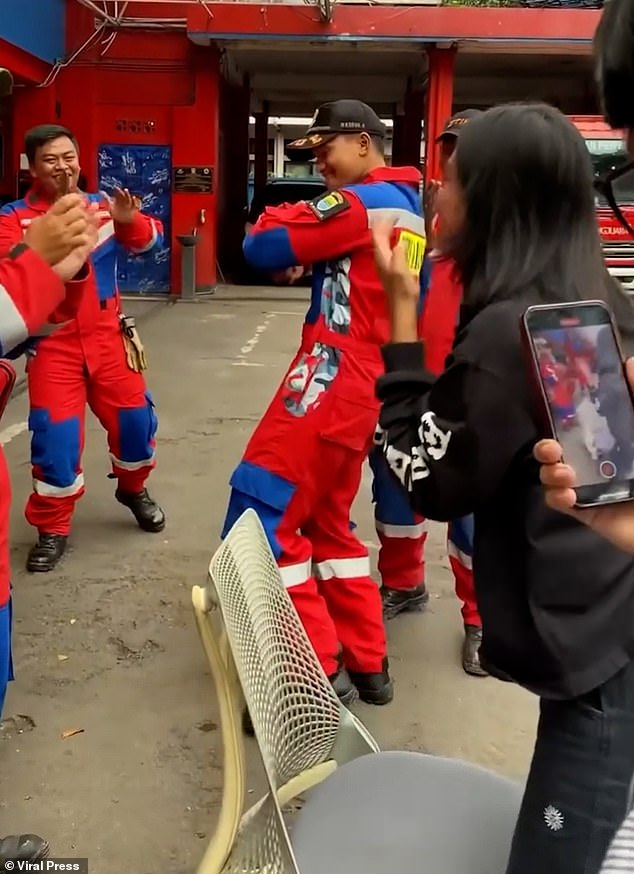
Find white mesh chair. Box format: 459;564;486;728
192;508;523;874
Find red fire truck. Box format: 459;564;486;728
570;116;634;293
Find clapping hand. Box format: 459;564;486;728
108;187;141;224
25;194;94;268
52;203;99;281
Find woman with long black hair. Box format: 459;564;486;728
373;102;634;874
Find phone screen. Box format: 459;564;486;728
524;301;634;507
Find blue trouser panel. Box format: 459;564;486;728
448;515;474;558
221;461;296;560
368;446;418;526
29;409;82;488
0;598;14;717
117;391;158;464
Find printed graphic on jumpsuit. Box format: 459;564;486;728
283;256;351;417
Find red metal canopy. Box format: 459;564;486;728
187;4;601;45
0;37;51;84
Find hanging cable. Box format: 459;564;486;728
37;21;108;87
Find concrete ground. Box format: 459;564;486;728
0;287;537;873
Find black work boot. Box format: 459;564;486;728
241;666;358;737
348;658;394;706
26;534;67;573
115;487;165;533
462;624;488;677
330;665;358;707
381;583;429;620
0;833;49;863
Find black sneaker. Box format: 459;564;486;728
348;658;394;706
381;583;429;620
115;487;165;533
0;833;49;863
330;666;358;707
462;625;488;677
26;534;67;573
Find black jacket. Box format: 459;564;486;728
375;297;634;699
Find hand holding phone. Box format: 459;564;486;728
522;301;634;508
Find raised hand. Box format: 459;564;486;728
372;221;420;304
51;202;99;281
108;187;141;224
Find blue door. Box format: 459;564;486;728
97;144;172;294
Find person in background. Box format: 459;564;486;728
0;193;98;864
0;124;166;573
372;102;634;874
371;110;486;676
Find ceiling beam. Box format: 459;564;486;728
256;102;398;118
223;39;426;55
249;72;411;95
188;3;600;44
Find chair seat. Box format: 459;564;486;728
291;750;523;874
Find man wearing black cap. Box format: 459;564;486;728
425;110;482;246
222;99;426;708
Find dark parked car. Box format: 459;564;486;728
243;176;327;285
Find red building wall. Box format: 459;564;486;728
10;12;220;292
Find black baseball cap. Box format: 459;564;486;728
288;99;386;150
436;109;482;143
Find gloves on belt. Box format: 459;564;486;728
120;315;147;372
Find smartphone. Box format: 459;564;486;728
0;360;17;424
522;300;634;508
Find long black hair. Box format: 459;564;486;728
594;0;634;130
448;103;634;345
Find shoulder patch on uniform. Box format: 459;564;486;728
308;190;351;221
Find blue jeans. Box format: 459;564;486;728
0;598;13;717
506;659;634;874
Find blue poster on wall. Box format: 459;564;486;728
97;144;172;294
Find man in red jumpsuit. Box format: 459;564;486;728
372;111;487;676
222;100;426;706
0;124;165;573
0;192;98;863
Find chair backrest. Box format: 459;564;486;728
208;508;346;791
221;792;300;874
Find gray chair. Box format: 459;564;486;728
192;509;523;874
293;750;522;874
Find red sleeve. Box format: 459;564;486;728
0;245;67;355
243;189;369;271
114;212;164;254
0;206;23;258
419;257;464;376
47;264;93;324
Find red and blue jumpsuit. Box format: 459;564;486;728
0;189;162;537
1;243;92;712
222;167;426;677
370;252;481;627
